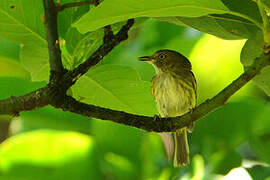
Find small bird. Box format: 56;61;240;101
139;49;197;167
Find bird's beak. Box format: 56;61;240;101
138;56;153;61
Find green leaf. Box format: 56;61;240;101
190;98;265;174
0;77;45;99
20;106;91;134
262;0;270;13
90;119;146;179
74;0;229;33
221;0;262;24
64;28;103;69
162;14;259;40
0;38;20;60
0;130;102;180
72;64;156;115
0;56;29;78
20;43;49;81
0;0;49;81
247;166;270;180
64;17;147;69
248;102;270;165
241;31;264;67
210;149;242;174
57;0;90;37
240;32;270;96
75;64;156;178
0;0;46;42
157;0;262;40
0;0;91;81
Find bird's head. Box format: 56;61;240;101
139;49;191;73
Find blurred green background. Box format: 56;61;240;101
1;14;270;180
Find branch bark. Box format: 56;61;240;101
1;46;269;132
65;19;134;87
55;53;270;132
43;0;64;78
1;0;269;134
0;87;50;115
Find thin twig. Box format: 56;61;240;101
66;19;134;87
57;1;95;12
43;0;64;79
258;0;270;52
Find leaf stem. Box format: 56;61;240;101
258;0;270;52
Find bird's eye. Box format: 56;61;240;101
158;54;166;59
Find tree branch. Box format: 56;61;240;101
1;0;269;134
1;48;269;132
65;19;134;86
56;53;270;132
43;0;64;78
0;87;51;116
57;1;96;12
0;19;135;115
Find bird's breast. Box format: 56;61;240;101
151;73;195;117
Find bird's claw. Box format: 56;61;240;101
154;114;161;121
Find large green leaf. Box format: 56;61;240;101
249;102;270;164
0;130;102;180
221;0;262;24
191;98;266;174
72;64;156;115
0;0;91;81
72;64;155;178
0;38;20;60
0;56;29;78
64;28;103;69
158;0;262;40
57;0;90;37
0;77;45;99
240;32;270;96
161;14;259;40
0;0;49;81
74;0;230;33
20;106;91;134
64;17;147;69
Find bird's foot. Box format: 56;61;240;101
153;114;161;121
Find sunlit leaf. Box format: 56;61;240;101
72;64;156;115
0;130;102;180
64;27;103;69
0;77;44;99
158;0;262;40
74;0;229;33
57;0;90;37
0;56;29;78
241;32;270;96
162;14;259;40
0;0;49;81
0;0;91;81
20;106;91;134
0;38;20;60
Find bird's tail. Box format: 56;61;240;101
173;128;189;167
159;128;190;167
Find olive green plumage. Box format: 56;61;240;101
139;49;197;167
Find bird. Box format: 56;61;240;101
139;49;197;167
